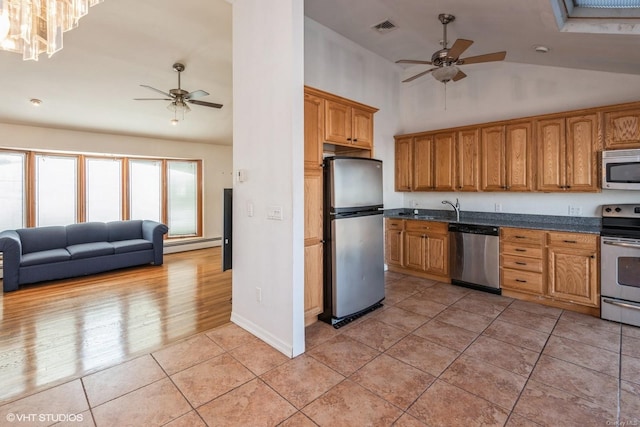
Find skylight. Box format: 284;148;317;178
574;0;640;7
550;0;640;33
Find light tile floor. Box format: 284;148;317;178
1;272;639;426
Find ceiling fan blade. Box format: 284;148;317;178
140;85;174;98
458;51;506;65
402;68;437;83
447;39;474;60
185;90;210;100
134;98;172;101
396;59;433;65
188;99;224;109
452;70;467;82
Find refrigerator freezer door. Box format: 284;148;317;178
328;157;383;211
331;213;385;318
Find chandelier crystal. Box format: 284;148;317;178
0;0;103;61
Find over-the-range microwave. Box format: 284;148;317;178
602;148;640;190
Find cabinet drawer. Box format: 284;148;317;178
501;268;544;294
386;219;405;231
405;220;447;234
547;232;597;249
501;242;543;259
501;227;545;245
501;254;543;273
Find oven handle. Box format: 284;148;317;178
602;241;640;249
603;299;640;311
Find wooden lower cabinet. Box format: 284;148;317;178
386;219;449;281
547;232;599;308
500;227;599;315
304;243;323;323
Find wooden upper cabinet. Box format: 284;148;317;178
505;121;534;191
433;132;456;191
481;122;533;192
324;100;374;149
413;135;434;191
304;93;324;169
351;107;374;149
604;107;640;149
566;114;598;191
456;129;480;191
536;114;598;192
481;125;506;191
395;137;413;192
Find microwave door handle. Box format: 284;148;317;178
603;241;640;249
603;299;640;311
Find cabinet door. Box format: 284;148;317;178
404;232;426;271
425;233;448;276
505;121;533;191
457;129;480;191
604;108;640;149
304;93;324;168
304;243;324;318
304;169;323;245
325;100;351;145
433;132;456;191
395;137;413;192
351;107;374;149
566;114;598;192
413;135;433;191
536;118;566;191
547;246;598;307
480;126;506;191
385;229;404;267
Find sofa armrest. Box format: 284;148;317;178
0;230;22;292
142;220;169;265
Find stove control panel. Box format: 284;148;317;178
602;204;640;218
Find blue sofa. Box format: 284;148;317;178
0;220;168;292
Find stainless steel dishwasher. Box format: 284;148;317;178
448;223;501;294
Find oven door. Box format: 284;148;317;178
601;236;640;326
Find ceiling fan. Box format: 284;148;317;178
134;63;223;121
396;14;506;84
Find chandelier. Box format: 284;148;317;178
0;0;103;61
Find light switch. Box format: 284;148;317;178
247;202;254;217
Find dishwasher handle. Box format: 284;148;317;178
448;223;499;236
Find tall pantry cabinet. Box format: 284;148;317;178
303;86;378;325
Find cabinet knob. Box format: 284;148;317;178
347;138;352;141
353;138;358;142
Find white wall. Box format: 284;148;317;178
230;0;305;357
0;122;233;238
304;17;403;209
399;62;640;216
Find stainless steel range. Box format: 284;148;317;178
601;204;640;327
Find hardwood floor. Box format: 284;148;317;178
0;247;232;403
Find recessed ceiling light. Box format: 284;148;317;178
30;98;42;106
533;45;550;53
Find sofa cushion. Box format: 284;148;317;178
111;239;153;254
67;222;109;246
66;242;115;260
108;220;143;242
21;248;71;266
16;226;67;255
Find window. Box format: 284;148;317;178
86;158;123;222
35;155;77;227
0;152;26;231
129;159;162;222
574;0;640;7
167;161;199;237
556;0;640;19
0;150;201;238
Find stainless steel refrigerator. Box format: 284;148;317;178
321;156;385;328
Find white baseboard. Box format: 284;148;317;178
163;237;221;254
230;311;294;358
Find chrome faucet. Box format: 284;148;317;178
442;198;460;222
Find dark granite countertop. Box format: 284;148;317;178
384;208;601;234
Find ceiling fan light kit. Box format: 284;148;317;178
396;13;506;84
134;62;223;124
0;0;103;61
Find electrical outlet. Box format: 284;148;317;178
494;203;503;212
568;205;583;216
255;287;262;303
267;206;283;220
